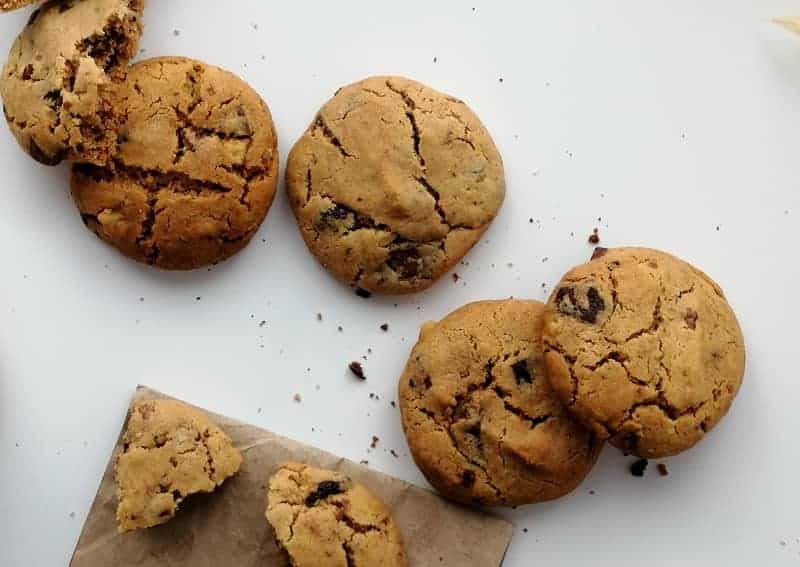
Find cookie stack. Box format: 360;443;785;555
398;247;746;506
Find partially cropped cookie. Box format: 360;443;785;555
266;463;407;567
114;399;242;533
1;0;37;11
0;0;144;164
399;300;601;507
543;247;746;458
71;57;279;270
286;76;505;294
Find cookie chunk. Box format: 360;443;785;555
115;399;242;533
265;463;407;567
1;0;37;11
71;57;279;270
286;76;505;294
543;247;746;458
0;0;144;165
398;300;601;507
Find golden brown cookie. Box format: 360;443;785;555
0;0;144;165
398;300;601;507
71;56;279;270
0;0;37;11
114;399;242;533
286;76;505;295
265;463;407;567
543;247;746;458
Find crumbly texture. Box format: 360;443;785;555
71;57;279;270
265;463;407;567
114;399;242;533
543;247;746;458
0;0;144;165
286;76;505;294
0;0;37;11
398;300;602;507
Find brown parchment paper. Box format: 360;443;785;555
70;386;513;566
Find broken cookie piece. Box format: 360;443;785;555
265;463;407;567
0;0;145;165
114;399;242;533
0;0;38;11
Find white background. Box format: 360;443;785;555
1;1;798;565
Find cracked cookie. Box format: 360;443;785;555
286;76;505;294
543;247;746;458
398;299;601;507
71;56;279;270
114;399;242;533
265;463;407;567
1;0;37;11
0;0;144;165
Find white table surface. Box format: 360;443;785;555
1;1;799;565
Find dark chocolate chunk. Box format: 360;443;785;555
588;228;600;244
305;480;344;506
555;286;606;324
380;323;389;332
512;360;533;384
657;463;669;477
349;361;366;380
630;458;648;477
461;470;476;487
355;288;372;299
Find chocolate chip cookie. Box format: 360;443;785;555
71;56;279;270
286;76;505;294
0;0;144;165
398;299;601;507
543;247;746;458
1;0;37;11
115;399;242;533
266;463;407;567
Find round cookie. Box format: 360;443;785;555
543;247;746;458
0;0;144;165
266;463;407;567
1;0;37;11
398;299;601;507
286;76;505;295
115;399;242;533
71;57;279;270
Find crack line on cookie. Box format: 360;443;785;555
313;116;354;158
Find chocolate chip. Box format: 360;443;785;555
380;323;389;332
591;247;608;260
512;360;532;384
319;204;350;224
621;432;639;453
630;458;648;477
555;286;606;324
349;361;366;380
588;228;600;244
657;463;669;477
305;480;344;506
355;288;372;299
685;308;698;330
585;288;605;323
461;470;476;487
387;248;423;279
28;138;64;166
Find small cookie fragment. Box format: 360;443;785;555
114;399;242;533
285;76;505;294
398;299;601;507
265;463;407;567
0;0;37;11
0;0;145;164
543;247;746;458
71;56;279;270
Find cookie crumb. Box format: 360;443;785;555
452;273;460;282
338;326;343;332
390;449;399;458
359;460;369;465
349;361;366;380
588;228;600;244
380;323;389;332
173;29;180;36
390;400;396;408
630;458;649;477
370;436;379;449
195;296;201;301
69;511;75;518
433;56;438;63
657;463;669;477
259;320;266;327
589;489;596;495
316;313;323;321
293;394;302;403
522;528;528;533
355;288;372;299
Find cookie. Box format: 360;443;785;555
71;56;279;270
1;0;37;11
0;0;144;165
543;247;746;458
114;399;242;533
265;463;407;567
286;76;505;294
398;299;601;507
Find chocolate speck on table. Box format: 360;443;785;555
630;458;649;477
390;400;396;408
293;393;302;403
433;56;438;63
588;228;600;244
390;449;399;458
349;361;366;380
371;436;379;449
173;29;180;36
380;323;389;332
338;326;343;332
589;489;596;495
522;528;528;533
195;296;201;301
453;273;460;282
355;288;372;299
657;463;669;477
359;460;369;465
259;320;266;327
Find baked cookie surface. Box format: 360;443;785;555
0;0;37;11
114;399;242;533
398;299;601;507
543;247;746;458
71;56;279;270
286;76;505;294
265;463;407;567
0;0;144;164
